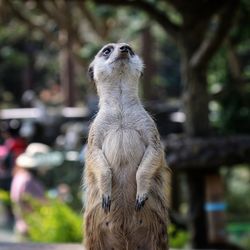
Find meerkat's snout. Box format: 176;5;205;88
120;45;130;53
115;45;135;61
119;45;135;55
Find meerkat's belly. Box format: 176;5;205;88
102;128;145;168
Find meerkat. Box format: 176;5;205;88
84;43;171;250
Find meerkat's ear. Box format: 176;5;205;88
88;64;94;82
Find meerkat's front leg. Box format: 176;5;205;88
88;146;112;213
135;136;163;211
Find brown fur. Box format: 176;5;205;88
84;43;171;250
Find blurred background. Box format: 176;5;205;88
0;0;249;249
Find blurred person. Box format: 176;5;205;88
0;120;27;227
10;143;51;237
10;142;64;237
2;120;27;162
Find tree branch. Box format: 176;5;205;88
34;0;65;29
168;0;227;23
34;0;83;46
50;0;61;10
165;135;250;169
6;0;86;68
77;1;106;39
6;0;60;46
190;0;240;68
226;37;242;81
57;0;84;48
93;0;180;41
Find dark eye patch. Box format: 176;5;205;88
100;45;114;59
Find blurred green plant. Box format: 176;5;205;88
242;235;250;250
168;224;189;248
208;0;250;134
25;198;83;243
0;189;11;205
227;223;250;250
222;166;250;215
222;165;250;250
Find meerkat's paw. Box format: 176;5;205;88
135;193;148;211
102;194;111;213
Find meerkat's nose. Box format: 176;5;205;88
120;45;130;53
119;45;135;56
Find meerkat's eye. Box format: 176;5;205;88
103;48;111;55
102;47;113;57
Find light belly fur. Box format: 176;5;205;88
102;128;146;207
102;128;145;168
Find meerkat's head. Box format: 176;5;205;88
88;43;143;87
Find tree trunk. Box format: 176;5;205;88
22;47;35;91
171;172;180;212
59;30;75;107
205;172;227;243
181;54;210;136
187;171;208;248
180;43;210;247
58;1;76;107
141;25;156;101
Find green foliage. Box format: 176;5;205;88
0;46;28;67
0;13;59;106
168;224;189;248
79;43;100;60
242;235;250;250
227;222;250;250
0;21;29;71
217;83;250;133
208;0;250;134
208;45;250;133
0;189;11;205
0;21;28;43
222;165;250;250
25;199;83;243
222;166;250;215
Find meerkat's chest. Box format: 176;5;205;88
102;126;146;168
96;105;149;167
